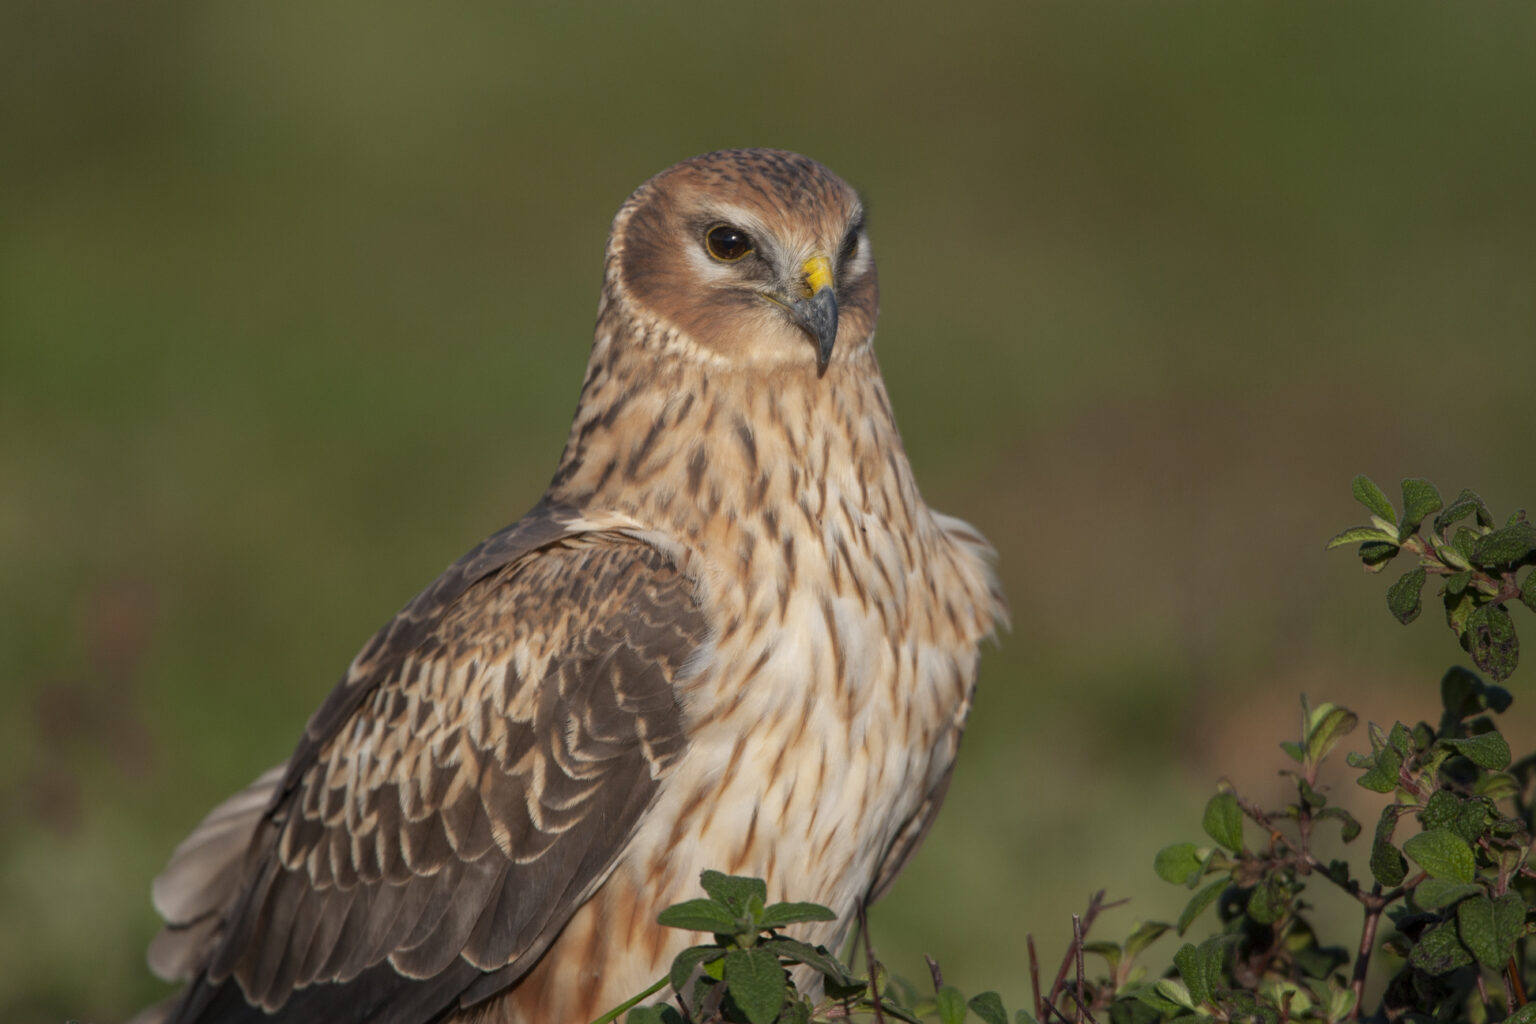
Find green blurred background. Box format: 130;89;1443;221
3;3;1534;1020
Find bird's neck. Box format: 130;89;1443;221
545;330;926;567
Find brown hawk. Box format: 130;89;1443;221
137;148;1006;1024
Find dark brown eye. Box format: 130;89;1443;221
705;224;753;262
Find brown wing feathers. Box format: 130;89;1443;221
161;525;703;1023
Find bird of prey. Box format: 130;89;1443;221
138;148;1006;1024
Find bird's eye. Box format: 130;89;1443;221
704;224;753;262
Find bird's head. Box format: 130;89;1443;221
607;148;877;376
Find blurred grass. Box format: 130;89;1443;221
3;3;1535;1021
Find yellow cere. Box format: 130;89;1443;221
802;255;834;296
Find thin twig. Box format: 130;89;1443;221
1508;956;1527;1009
1073;915;1086;1024
1349;884;1385;1020
1048;891;1116;1006
1029;934;1045;1024
856;902;886;1024
925;954;944;993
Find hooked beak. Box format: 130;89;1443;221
788;255;838;373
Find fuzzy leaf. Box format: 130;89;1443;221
1360;541;1399;571
1471;521;1536;568
1435;489;1490;532
758;938;858;989
669;944;725;995
1399;479;1442;539
1415;879;1482;910
1403;829;1476;882
1154;843;1203;886
1369;806;1406;886
1125;921;1172;960
1386;568;1427;625
757;902;836;929
723;947;785;1024
1177;879;1228;936
657;899;739;934
1315;806;1361;842
1202;793;1244;852
1246;873;1290;925
1172;945;1209;1007
1455;893;1526;968
1409;922;1474;975
699;872;767;916
1154;978;1196;1011
627;1006;684;1024
1443;732;1512;770
1326;525;1399;550
1305;705;1358;763
1507;1004;1536;1024
1464;603;1519;682
936;985;968;1024
1353;475;1397;525
1355;744;1402;794
969;992;1009;1024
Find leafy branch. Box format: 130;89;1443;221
1327;475;1536;681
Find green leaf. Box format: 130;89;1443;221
1083;940;1122;975
1440;665;1484;723
626;1006;684;1024
969;992;1009;1024
1476;773;1519;800
1409;922;1474;975
1125;921;1172;960
1507;1004;1536;1024
1399;479;1442;539
1353;475;1397;525
1172;945;1208;1007
1354;743;1402;793
1435;489;1490;533
1444;592;1476;647
699;871;767;915
1305;704;1358;764
1153;978;1196;1011
1386;568;1427;625
1246;873;1290;925
1403;829;1476;882
1415;879;1482;910
1173;937;1228;1008
1315;806;1361;842
657;899;740;934
1154;842;1203;886
1177;879;1227;936
1369;806;1406;886
1455;893;1526;968
1279;740;1304;763
1463;603;1519;682
1443;732;1512;770
668;945;726;995
1201;793;1244;852
1419;790;1459;831
1360;541;1399;571
936;985;968;1024
1471;521;1536;568
723;947;785;1024
1326;985;1358;1024
1523;567;1536;613
1445;570;1473;597
1326;525;1399;550
756;902;836;929
758;938;858;989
